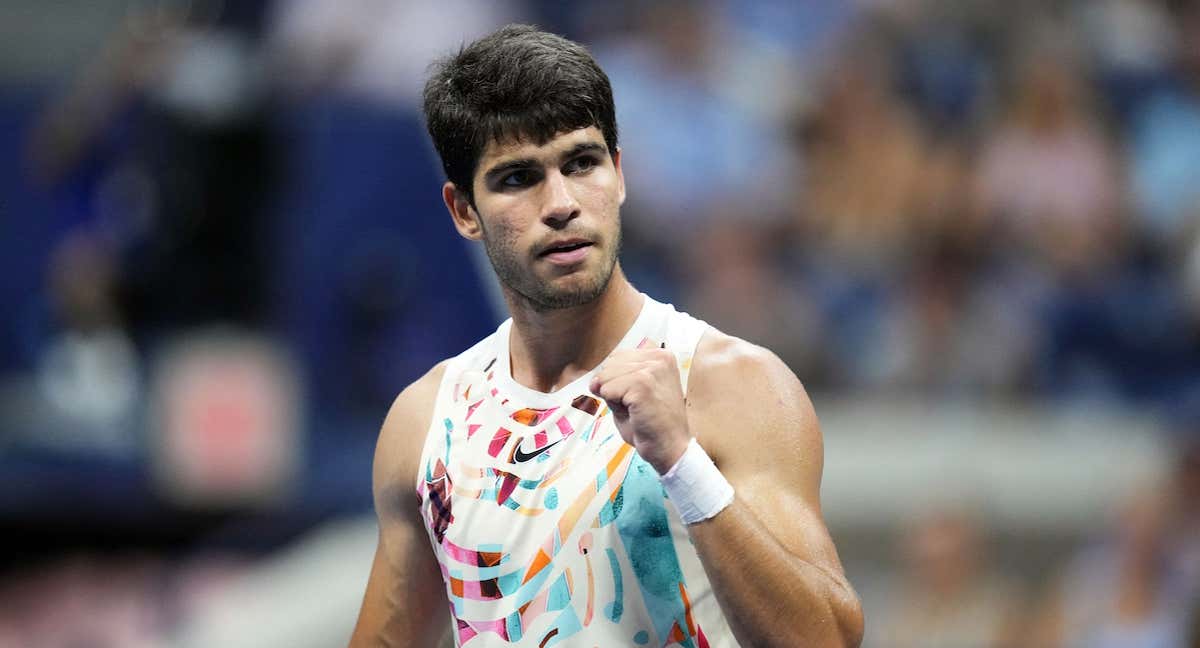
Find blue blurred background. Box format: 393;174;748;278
1;0;1198;646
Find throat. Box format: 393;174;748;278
510;355;593;394
505;276;644;394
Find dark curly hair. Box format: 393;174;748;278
422;24;619;204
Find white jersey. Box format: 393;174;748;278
414;295;738;647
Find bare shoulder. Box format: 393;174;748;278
380;360;449;441
373;360;450;517
686;328;822;477
688;328;815;422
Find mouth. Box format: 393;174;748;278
539;239;594;264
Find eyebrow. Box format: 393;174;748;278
483;141;608;182
560;142;607;161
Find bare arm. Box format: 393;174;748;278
349;363;450;648
684;332;863;648
590;332;863;646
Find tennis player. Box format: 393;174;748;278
349;24;863;648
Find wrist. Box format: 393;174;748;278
649;436;691;476
658;437;735;525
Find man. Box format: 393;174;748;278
349;25;863;648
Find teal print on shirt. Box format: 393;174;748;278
615;454;695;648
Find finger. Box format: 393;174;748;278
592;355;657;386
599;351;647;371
593;371;645;409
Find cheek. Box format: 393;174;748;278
478;206;533;251
488;221;524;250
582;176;622;216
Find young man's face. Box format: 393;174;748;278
446;126;626;311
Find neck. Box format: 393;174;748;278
504;267;643;393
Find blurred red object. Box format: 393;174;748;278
151;330;301;508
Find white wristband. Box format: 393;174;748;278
659;438;735;525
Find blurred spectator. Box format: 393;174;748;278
786;17;987;391
873;248;1040;395
973;40;1124;279
1078;0;1177;124
34;231;140;450
680;218;825;376
871;508;1023;648
592;0;791;234
265;0;523;108
1129;2;1200;249
891;0;994;131
30;2;279;346
793;31;941;275
0;554;167;648
1031;484;1198;648
1165;422;1200;595
713;1;856;124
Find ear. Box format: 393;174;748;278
443;182;483;241
612;147;626;206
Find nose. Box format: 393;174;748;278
540;169;580;228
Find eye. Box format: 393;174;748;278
501;169;536;188
565;155;598;175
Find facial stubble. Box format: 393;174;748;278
479;218;622;313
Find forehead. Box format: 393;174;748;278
477;126;607;170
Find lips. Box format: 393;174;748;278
540;240;592;266
538;239;593;257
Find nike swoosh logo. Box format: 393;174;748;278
512;438;564;463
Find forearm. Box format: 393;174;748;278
686;497;863;648
349;543;449;648
349;572;450;647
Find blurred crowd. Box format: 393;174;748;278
603;0;1200;409
2;0;1200;645
867;439;1200;648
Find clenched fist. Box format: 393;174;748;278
589;346;691;474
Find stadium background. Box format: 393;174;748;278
1;0;1198;645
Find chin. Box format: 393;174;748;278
529;273;611;311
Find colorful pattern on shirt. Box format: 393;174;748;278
413;298;734;647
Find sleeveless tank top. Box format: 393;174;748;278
414;295;739;647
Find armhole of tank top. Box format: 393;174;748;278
675;315;711;397
412;357;463;499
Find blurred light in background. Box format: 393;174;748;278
0;0;1198;646
150;331;300;508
